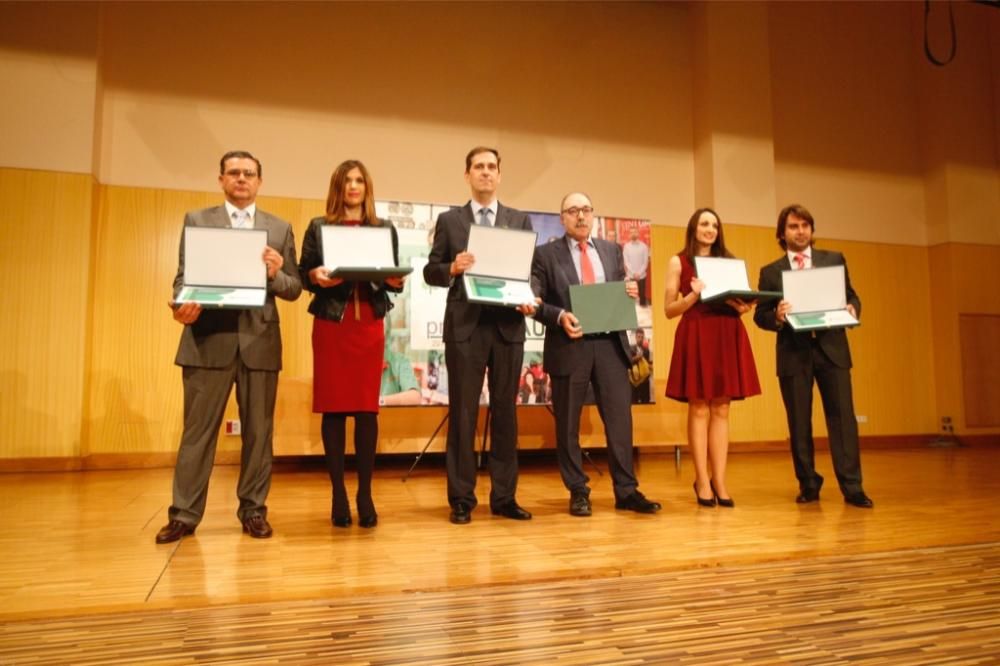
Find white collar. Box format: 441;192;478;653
470;200;498;218
224;201;257;220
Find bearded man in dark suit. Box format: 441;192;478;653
754;204;873;509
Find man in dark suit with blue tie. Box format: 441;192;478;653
423;147;535;524
530;192;661;517
155;151;302;543
754;204;873;508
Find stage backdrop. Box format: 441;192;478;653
372;200;655;407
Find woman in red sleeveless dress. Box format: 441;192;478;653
298;160;404;528
665;208;760;508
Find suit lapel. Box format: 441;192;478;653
555;236;580;286
454;203;474;253
460;202;475;229
810;249;830;268
253;209;270;232
495;203;510;228
207;205;231;228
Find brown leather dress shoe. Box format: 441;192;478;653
155;519;195;544
242;514;273;539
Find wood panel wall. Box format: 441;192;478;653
0;172;991;463
0;168;93;457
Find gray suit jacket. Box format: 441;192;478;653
754;248;861;376
422;202;533;343
531;236;632;376
172;205;302;371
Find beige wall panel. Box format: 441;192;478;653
959;315;1000;427
691;2;778;229
0;168;93;457
0;3;99;173
928;244;961;435
825;239;938;436
94;2;694;229
769;2;928;247
949;245;1000;315
912;2;1000;246
928;244;1000;435
86;185;219;454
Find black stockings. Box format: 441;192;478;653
321;412;378;520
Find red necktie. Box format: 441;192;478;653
579;241;596;284
794;252;806;270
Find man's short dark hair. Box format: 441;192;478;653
776;204;815;250
465;146;500;173
220;150;262;178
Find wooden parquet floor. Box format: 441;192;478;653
2;542;999;664
2;447;1000;663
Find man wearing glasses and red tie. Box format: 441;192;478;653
155;151;302;544
754;204;873;509
530;192;662;518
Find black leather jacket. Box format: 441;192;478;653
298;216;403;322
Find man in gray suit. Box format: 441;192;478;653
423;146;535;524
530;192;661;517
155;151;302;543
754;204;872;508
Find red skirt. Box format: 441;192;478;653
665;309;761;403
311;297;384;413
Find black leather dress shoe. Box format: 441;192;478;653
491;501;532;520
155;519;195;544
615;491;662;514
844;492;874;508
796;489;821;504
450;503;472;524
359;514;378;528
242;514;273;539
569;492;592;517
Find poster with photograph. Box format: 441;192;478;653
369;201;655;405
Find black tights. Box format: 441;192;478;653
321;412;378;519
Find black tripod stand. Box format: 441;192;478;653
402;404;603;480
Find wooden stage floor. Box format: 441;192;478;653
1;447;999;664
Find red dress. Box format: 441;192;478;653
665;254;761;402
311;221;385;413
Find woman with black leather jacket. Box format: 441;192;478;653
298;159;404;529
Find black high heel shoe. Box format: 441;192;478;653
332;513;352;527
332;498;352;527
694;482;716;507
710;480;735;508
357;495;377;529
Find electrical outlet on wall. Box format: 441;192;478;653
225;420;241;436
856;415;868;423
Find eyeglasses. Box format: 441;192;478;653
562;206;594;217
223;169;259;179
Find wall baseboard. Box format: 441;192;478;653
1;433;996;473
